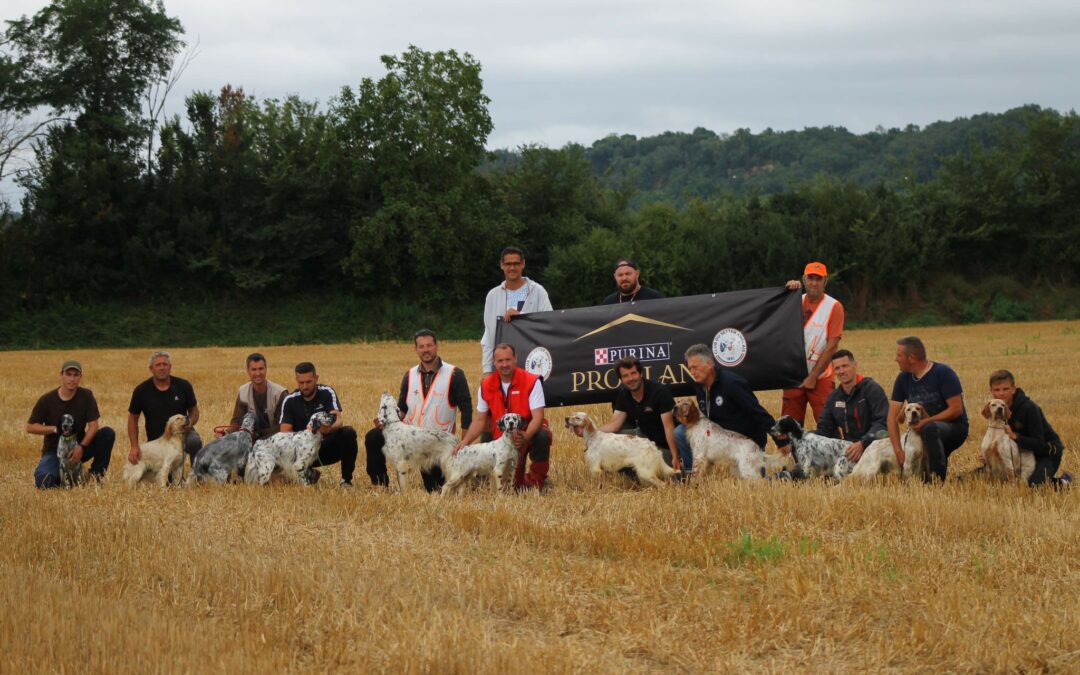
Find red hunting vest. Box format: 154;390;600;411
480;368;540;440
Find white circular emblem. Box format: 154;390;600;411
714;395;724;407
525;347;553;380
712;328;748;367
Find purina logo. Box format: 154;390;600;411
594;342;671;366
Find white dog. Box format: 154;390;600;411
981;398;1036;482
245;412;335;486
899;403;931;481
673;401;776;480
441;413;524;495
564;412;678;487
375;392;460;492
123;414;188;487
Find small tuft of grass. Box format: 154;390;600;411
723;530;787;568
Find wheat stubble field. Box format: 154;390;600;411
2;321;1079;673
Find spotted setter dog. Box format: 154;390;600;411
441;413;524;495
56;414;85;488
189;411;257;484
245;412;335;486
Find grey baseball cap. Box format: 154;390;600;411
61;359;82;373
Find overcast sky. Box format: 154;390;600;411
5;0;1080;150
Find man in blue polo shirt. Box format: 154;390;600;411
886;335;968;482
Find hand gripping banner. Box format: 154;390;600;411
496;287;806;407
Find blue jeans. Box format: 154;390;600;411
673;425;695;478
34;427;116;488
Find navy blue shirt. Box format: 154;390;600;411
890;362;968;427
694;363;775;448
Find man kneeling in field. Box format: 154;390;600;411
978;369;1072;488
814;350;890;463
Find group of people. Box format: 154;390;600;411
27;249;1070;490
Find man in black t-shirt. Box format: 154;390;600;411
596;357;683;480
601;258;664;305
279;361;358;487
27;359;116;488
127;351;202;470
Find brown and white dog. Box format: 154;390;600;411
899;403;930;481
673;401;784;480
981;398;1036;482
564;412;678;488
123;414;189;487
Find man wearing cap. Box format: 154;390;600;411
783;262;845;426
601;258;664;305
127;351;202;471
480;246;553;375
26;360;116;488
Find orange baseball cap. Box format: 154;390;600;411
804;262;827;277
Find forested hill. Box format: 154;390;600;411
489;105;1047;204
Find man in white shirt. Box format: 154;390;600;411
479;246;552;375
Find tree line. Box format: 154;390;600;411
2;0;1079;345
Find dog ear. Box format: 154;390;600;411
896;407;907;425
496;416;507;432
1003;403;1012;421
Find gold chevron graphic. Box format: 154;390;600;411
574;313;691;341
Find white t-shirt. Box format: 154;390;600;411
504;285;529;312
476;378;546;413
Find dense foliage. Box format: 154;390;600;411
2;1;1079;347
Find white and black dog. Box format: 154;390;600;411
441;413;524;495
770;415;899;480
376;392;460;492
56;414;85;488
245;412;335;486
189;411;257;484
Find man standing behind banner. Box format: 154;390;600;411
783;261;845;425
455;343;552;491
480;246;552;375
676;344;776;471
601;257;664;305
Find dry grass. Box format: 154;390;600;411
2;321;1080;673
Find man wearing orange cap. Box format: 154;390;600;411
783;262;845;425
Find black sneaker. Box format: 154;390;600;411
339;479;353;488
1059;472;1073;488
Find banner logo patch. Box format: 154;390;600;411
526;347;553;380
712;328;748;367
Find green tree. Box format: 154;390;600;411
342;46;513;302
1;0;184;302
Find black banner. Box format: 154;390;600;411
496;287;806;407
